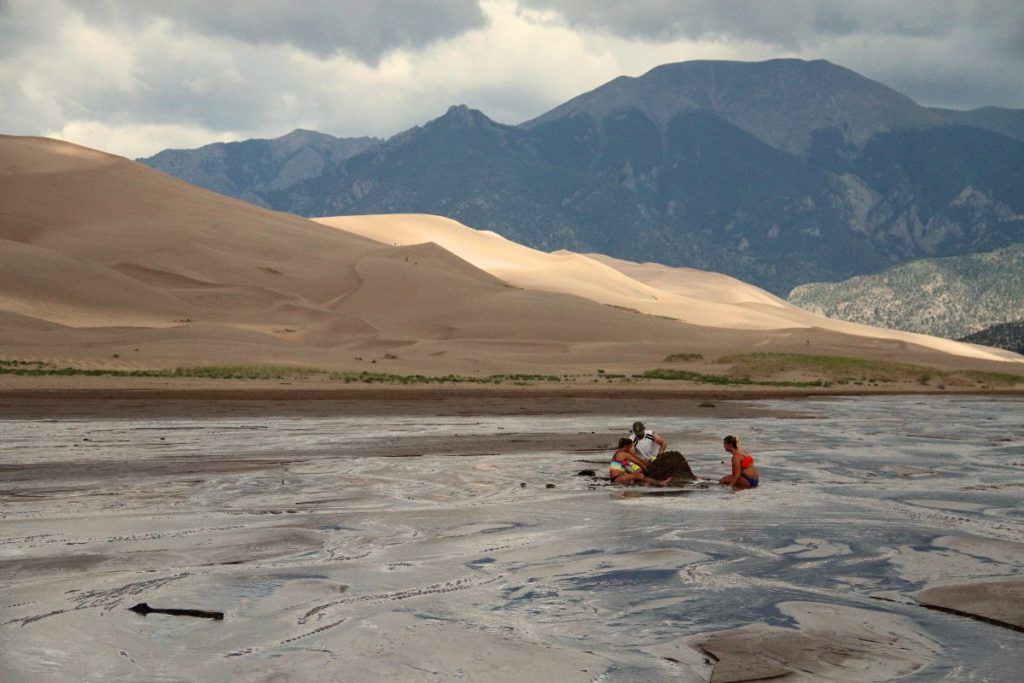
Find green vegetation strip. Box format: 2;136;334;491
0;361;561;384
718;353;1023;386
2;354;1020;387
637;368;826;388
663;353;704;362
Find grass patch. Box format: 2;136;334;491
636;368;826;388
717;353;1024;387
959;370;1024;386
168;366;322;380
0;359;52;368
664;353;704;362
0;361;563;385
3;355;1020;388
170;367;563;384
719;353;926;383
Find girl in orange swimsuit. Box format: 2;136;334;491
719;435;760;489
610;438;669;486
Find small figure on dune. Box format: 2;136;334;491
719;435;760;489
610;437;670;486
629;420;668;462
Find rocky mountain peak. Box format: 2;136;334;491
523;58;947;156
435;104;502;130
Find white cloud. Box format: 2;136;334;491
45;120;244;159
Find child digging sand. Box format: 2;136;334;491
610;438;670;486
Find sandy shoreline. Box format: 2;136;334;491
2;376;1023;420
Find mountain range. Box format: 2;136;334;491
788;243;1024;339
139;58;1024;295
141;129;380;208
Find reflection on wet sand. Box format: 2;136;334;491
1;397;1022;681
617;487;706;498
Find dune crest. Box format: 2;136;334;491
315;214;1022;364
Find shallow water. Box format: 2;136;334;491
1;396;1022;681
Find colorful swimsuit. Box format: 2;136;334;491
610;455;640;481
610;459;628;480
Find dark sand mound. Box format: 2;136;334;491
645;451;696;481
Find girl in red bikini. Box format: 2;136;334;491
720;435;760;489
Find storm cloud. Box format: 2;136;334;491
520;1;1022;50
520;1;1024;109
72;0;488;63
1;0;1021;158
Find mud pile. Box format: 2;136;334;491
645;451;696;481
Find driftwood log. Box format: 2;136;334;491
128;602;224;620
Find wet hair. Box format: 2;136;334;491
723;435;739;448
617;437;633;449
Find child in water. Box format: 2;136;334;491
719;435;760;489
610;438;670;486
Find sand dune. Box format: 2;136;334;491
0;136;722;373
0;238;194;326
1;134;1021;376
318;214;1022;363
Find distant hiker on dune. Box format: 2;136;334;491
610;438;669;486
629;420;668;462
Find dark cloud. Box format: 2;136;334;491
519;1;1009;46
2;0;1021;158
0;0;492;149
75;0;487;63
520;0;1024;109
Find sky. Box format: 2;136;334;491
3;0;1023;158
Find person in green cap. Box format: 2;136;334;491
628;420;668;465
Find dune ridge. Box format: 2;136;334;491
317;214;1021;364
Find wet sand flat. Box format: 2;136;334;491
0;384;798;420
1;396;1023;681
917;578;1024;632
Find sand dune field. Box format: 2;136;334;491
1;135;1022;383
